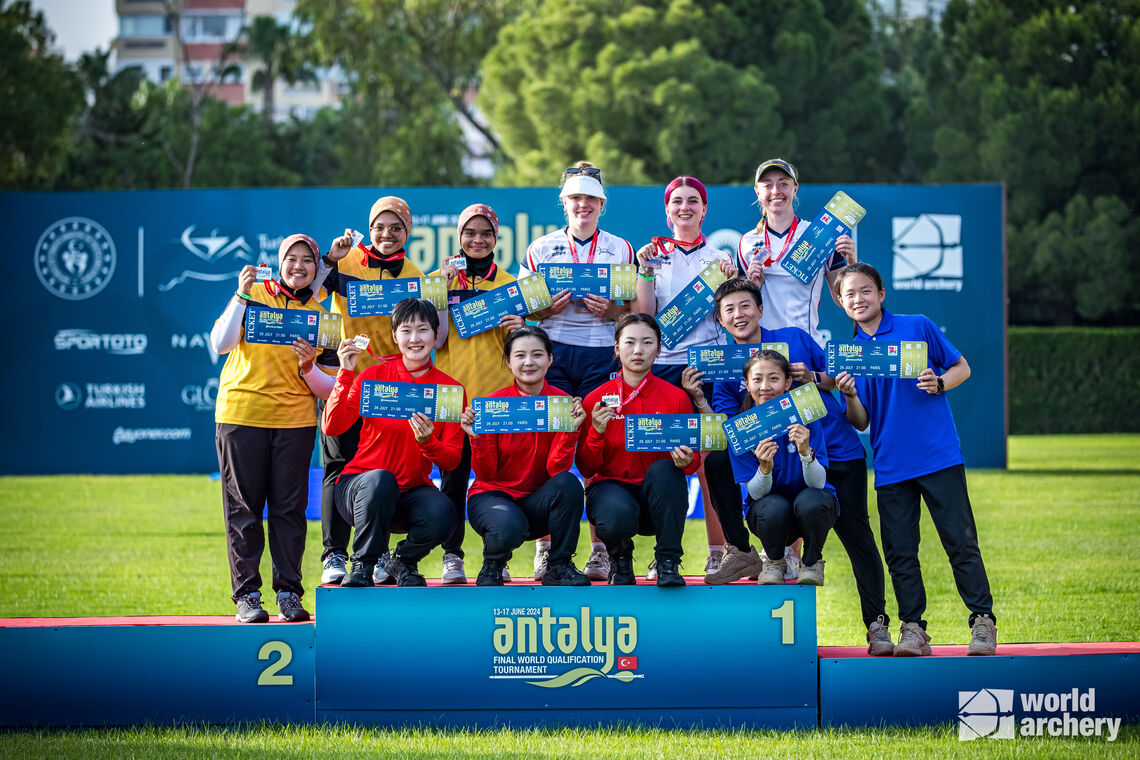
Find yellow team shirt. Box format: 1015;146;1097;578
330;253;424;370
215;283;334;428
430;264;516;400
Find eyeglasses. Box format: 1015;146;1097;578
369;224;405;235
563;167;602;178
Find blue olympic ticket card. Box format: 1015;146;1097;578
722;384;829;456
450;275;554;339
471;395;577;434
359;380;464;422
536;262;637;301
345;276;448;317
825;341;928;379
656;261;729;350
624;414;728;452
780;191;867;285
686;343;791;381
243;305;342;349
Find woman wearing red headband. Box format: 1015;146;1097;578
630;176;737;579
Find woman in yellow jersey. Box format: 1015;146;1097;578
210;234;338;623
431;203;525;584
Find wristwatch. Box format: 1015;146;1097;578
936;376;945;394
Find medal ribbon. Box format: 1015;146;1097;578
359;242;407;267
651;234;706;259
566;229;599;264
613;373;652;419
758;217;799;267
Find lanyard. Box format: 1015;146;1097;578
264;279;303;303
651;234;706;259
359;242;406;267
456;260;497;290
614;373;651;418
759;217;799;266
566;229;599;264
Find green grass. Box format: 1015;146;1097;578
1;434;1138;756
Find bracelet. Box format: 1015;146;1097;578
235;291;251;300
637;271;655;281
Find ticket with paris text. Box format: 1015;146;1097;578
536;262;637;301
655;261;729;350
686;343;791;381
450;275;553;339
359;380;463;422
721;384;828;456
472;395;577;434
624;414;728;452
825;341;927;379
345;276;448;316
780;191;867;285
243;306;341;349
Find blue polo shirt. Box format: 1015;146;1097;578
853;310;965;487
710;325;866;462
727;418;834;506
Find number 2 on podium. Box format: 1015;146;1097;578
257;641;293;686
771;600;794;645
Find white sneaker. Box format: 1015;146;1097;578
441;553;467;585
645;559;657;581
321;552;348;584
533;545;549;581
704;546;726;575
584;547;610;581
783;545;801;580
372;551;391;584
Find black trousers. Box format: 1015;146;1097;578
467;472;584;564
745;487;837;567
317;397;357;560
585;459;687;562
828;457;889;626
335;470;455;564
216;423;313;601
704;447;751;552
439;435;472;557
875;464;995;628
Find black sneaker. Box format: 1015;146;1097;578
542;560;590;586
340;558;375;587
608;551;636;585
476;558;506;586
276;591;311;622
390;554;427;587
235;593;270;623
654;557;686;587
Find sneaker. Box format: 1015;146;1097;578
541;560;590;586
502;563;511;582
476;558;505;586
866;615;895;656
340;557;375;587
533;545;549;581
798;559;825;586
276;591;310;623
655;557;685;587
967;614;997;656
235;592;269;623
784;545;801;580
608;551;635;585
321;552;348;585
440;553;467;585
584;547;610;581
758;558;787;585
373;551;393;585
704;547;726;575
705;545;763;585
894;621;932;657
390;554;426;587
645;559;657;581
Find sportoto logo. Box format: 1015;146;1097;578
892;214;963;293
55;382;82;411
958;689;1015;740
55;329;147;356
35;217;117;300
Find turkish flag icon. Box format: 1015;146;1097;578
617;656;637;670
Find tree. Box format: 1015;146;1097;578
0;0;83;189
239;16;318;129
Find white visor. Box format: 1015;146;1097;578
559;175;606;201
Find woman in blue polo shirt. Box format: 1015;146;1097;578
727;350;837;585
833;262;997;657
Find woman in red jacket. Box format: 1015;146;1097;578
576;313;698;587
459;326;590;586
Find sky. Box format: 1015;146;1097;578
31;0;118;62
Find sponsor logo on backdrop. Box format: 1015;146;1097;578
892;214;963;292
55;382;146;410
958;688;1120;742
158;226;261;292
171;332;221;366
35;217;117;300
112;427;192;445
55;382;82;410
182;378;219;412
490;606;642;688
54;329;147;355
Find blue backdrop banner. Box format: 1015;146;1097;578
6;184;1004;475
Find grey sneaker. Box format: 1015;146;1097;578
783;546;801;580
276;591;310;623
866;615;895;656
894;621;932;657
502;563;511;582
967;614;997;656
584;547;610;581
758;558;787;585
533;545;550;580
441;552;467;585
321;552;348;585
235;592;269;623
645;559;657;581
704;546;726;575
798;559;825;586
373;551;393;585
705;545;764;585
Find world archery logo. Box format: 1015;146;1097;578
892;214;964;293
35;217;117;300
958;689;1015;740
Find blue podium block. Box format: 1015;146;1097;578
0;617;315;726
315;583;817;728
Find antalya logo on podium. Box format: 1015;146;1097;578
35;217;117;300
892;214;963;293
